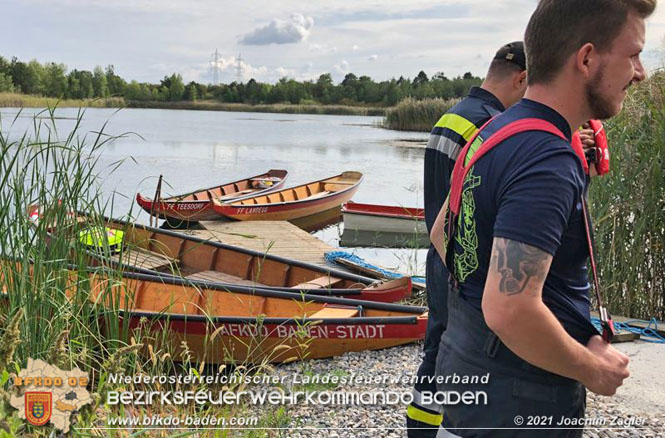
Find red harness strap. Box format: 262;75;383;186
445;117;614;342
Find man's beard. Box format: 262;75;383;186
585;67;619;120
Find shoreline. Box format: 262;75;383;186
0;93;387;117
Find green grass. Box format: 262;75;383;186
589;70;665;320
0;107;298;437
382;97;458;131
0;92;124;108
127;100;386;116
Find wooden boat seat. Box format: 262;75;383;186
292;275;343;290
111;247;178;271
185;270;258;287
219;189;254;201
305;191;331;200
309;306;359;319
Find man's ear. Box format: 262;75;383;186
514;70;527;89
576;43;596;77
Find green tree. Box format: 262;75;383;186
105;65;126;96
184;81;198;101
166;73;184;101
124;80;142;100
92;66;109;98
0;56;10;76
43;63;68;97
413;70;429;86
10;59;39;94
0;72;14;92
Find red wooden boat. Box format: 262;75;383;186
0;264;427;364
212;171;362;222
136;169;288;224
27;206;411;303
107;272;428;364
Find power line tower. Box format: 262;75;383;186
210;49;221;85
235;53;244;83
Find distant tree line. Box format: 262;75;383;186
0;55;482;106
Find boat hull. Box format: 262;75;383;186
213;171;363;222
100;272;427;364
128;316;427;363
341;201;429;248
136;170;288;224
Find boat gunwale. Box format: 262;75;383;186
342;201;424;220
111;270;426;314
137;169;288;204
219;172;363;208
121;311;423;326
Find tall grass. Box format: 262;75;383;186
128;100;386;116
0;92;124;108
0;108;293;436
383;97;459;131
589;71;665;320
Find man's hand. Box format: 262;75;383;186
482;238;628;393
578;122;598;176
582;336;630;396
578;124;595;148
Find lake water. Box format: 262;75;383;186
0;107;429;274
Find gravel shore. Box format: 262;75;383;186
262;342;664;438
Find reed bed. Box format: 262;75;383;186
128;100;386;116
0;108;294;436
383;97;459;132
0;92;124;109
589;71;665;320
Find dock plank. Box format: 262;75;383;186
187;221;338;269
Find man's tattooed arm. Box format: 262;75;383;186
490;237;550;295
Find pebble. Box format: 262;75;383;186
246;343;664;437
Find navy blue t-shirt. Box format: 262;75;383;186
452;98;598;344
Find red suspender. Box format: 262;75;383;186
445;117;614;342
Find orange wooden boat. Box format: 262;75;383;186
212;171;363;221
136;169;288;224
0;265;427;363
27;206;411;303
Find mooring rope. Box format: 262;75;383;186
591;316;665;343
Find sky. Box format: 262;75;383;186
2;0;665;85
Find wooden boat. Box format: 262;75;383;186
136;169;288;223
27;206;412;303
0;265;428;363
341;201;429;248
342;201;427;235
212;171;363;222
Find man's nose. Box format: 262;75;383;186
633;57;647;82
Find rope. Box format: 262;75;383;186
590;316;665;344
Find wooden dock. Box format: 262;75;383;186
187;220;337;268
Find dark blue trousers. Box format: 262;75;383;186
407;246;450;437
435;287;586;437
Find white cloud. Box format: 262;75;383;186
352;44;360;51
309;43;338;53
334;60;350;74
368;54;378;61
239;13;314;45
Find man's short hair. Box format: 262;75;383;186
525;0;657;85
487;41;526;80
